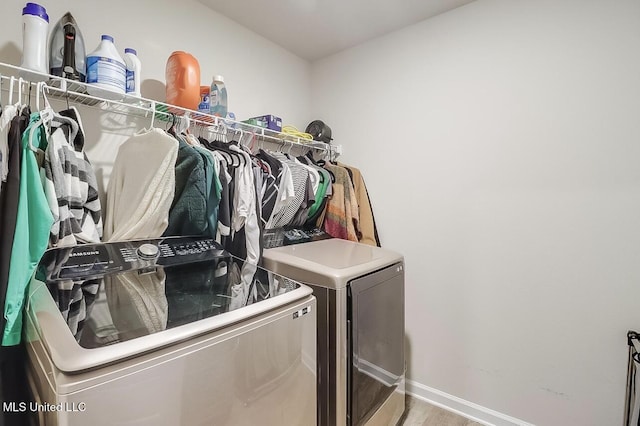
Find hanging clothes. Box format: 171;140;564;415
3;112;54;346
104;128;179;338
43;108;103;247
307;167;332;225
0;110;29;340
163;139;208;237
228;144;261;308
254;157;278;229
38;107;104;340
339;163;381;247
319;163;359;242
257;149;292;229
0;104;18;188
194;146;222;238
268;152;310;228
105;128;179;241
213;150;232;240
297;155;331;223
286;157;317;226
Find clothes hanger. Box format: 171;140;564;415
227;138;246;167
178;113;190;135
64;83;70;110
37;82;53;125
167;112;177;136
25;82;52;157
329;145;339;165
230;128;243;150
18;78;31;115
315;146;329;167
182;116;200;146
35;82;41;111
222;122;229;143
27;83;33;109
8;76;14;106
247;130;257;153
17;78;23;108
209;133;245;168
201;132;237;166
150;102;156;129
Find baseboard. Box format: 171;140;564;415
405;380;535;426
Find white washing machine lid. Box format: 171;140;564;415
262;239;403;289
26;237;312;373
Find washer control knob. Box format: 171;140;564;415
137;244;159;261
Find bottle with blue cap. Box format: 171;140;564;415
86;35;126;100
123;48;141;97
209;75;227;118
20;2;49;78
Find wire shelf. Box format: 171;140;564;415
0;61;338;156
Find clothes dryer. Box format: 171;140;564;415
263;239;405;426
24;237;316;426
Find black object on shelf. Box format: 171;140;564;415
263;227;332;249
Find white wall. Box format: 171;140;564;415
311;0;640;424
0;0;311;125
0;0;312;196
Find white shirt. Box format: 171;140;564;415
229;145;261;308
265;161;294;228
0;104;18;183
294;157;320;195
105;128;179;241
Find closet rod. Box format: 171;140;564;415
0;61;340;157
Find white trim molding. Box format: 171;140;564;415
405;380;535;426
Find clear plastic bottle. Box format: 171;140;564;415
123;48;141;97
209;75;228;118
86;35;126;99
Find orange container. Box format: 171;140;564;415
165;51;200;110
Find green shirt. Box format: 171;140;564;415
194;146;222;238
3;113;53;346
308;167;331;218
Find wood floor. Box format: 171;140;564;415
399;395;483;426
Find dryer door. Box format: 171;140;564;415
348;263;405;426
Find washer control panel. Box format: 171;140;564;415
41;237;228;282
136;244;160;261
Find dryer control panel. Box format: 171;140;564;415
40;237;228;282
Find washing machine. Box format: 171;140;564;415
23;236;317;426
262;239;405;426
